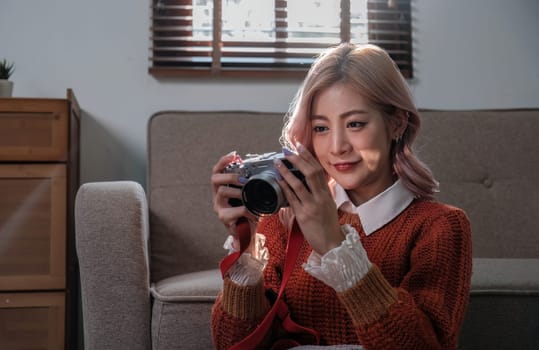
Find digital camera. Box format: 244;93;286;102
224;152;306;216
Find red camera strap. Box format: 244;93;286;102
219;217;320;350
219;217;252;279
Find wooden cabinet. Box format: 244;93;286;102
0;90;80;350
0;292;65;349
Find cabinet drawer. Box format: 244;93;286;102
0;292;65;350
0;164;66;290
0;100;68;161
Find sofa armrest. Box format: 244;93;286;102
75;181;151;350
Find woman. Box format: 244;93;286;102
210;43;472;350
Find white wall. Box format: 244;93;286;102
1;0;538;187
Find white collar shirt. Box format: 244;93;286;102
331;179;415;236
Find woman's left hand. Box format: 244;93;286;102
274;144;344;255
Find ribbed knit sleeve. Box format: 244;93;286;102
211;278;270;349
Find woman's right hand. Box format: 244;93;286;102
211;152;258;250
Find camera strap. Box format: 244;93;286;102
219;217;320;350
219;217;252;279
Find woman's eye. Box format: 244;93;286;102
347;121;366;129
313;125;329;133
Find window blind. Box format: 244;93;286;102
150;0;412;78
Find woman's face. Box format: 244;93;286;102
310;82;397;205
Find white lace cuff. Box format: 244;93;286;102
302;224;372;292
223;233;269;286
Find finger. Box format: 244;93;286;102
214;185;258;228
223;208;258;239
274;158;312;199
288;142;328;190
212;151;239;174
213;184;242;209
211;151;243;195
277;176;302;211
211;173;243;195
294;142;319;166
218;206;250;230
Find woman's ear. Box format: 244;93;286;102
390;109;409;140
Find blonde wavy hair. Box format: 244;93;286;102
281;43;438;199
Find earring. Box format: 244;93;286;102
395;135;402;143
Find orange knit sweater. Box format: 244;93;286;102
211;199;472;350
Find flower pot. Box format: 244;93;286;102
0;80;14;97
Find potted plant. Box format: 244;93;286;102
0;58;15;97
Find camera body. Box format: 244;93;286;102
224;152;306;216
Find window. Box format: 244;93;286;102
150;0;412;78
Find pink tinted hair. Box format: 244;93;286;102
281;43;439;199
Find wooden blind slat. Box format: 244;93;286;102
150;0;413;78
366;0;412;77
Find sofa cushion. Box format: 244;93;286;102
470;258;539;293
150;269;222;301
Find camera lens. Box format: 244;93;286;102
242;172;286;216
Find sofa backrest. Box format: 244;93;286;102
148;109;539;281
148;111;284;281
416;109;538;259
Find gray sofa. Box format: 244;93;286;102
75;110;539;350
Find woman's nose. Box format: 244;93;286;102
330;130;351;155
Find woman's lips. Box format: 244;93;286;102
333;161;359;172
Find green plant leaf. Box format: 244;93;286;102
0;59;15;79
